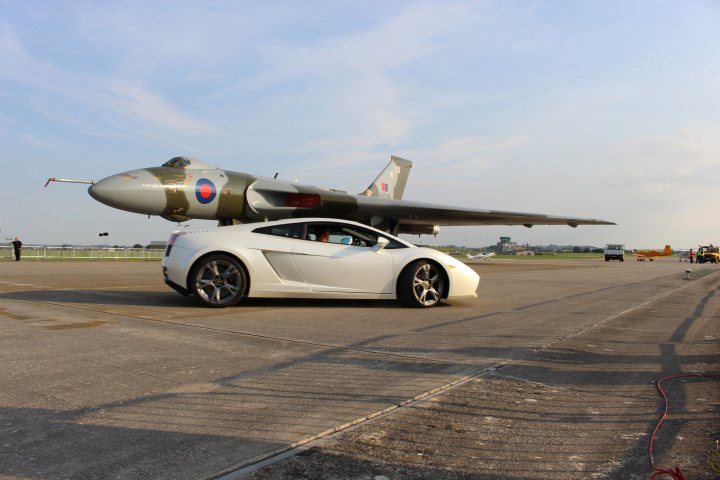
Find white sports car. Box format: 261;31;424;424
162;218;479;308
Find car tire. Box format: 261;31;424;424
398;260;446;308
190;254;247;307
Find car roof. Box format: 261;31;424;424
181;218;414;247
251;218;410;240
255;217;371;227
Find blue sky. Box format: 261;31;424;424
1;0;718;249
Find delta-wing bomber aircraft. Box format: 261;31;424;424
45;155;614;234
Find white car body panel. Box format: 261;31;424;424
162;218;479;305
291;240;394;293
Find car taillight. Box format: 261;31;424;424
165;230;186;257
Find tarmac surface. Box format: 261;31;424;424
0;257;718;480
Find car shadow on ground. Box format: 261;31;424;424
0;289;446;309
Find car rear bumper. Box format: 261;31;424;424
165;277;190;296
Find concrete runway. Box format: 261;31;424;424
0;258;718;479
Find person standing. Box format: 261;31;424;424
11;236;22;261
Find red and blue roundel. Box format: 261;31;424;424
195;178;217;204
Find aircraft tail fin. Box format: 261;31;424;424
360;156;412;200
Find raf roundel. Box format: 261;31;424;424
195;178;217;204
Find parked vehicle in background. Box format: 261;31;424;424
696;245;720;264
604;244;625;262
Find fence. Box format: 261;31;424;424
0;246;165;261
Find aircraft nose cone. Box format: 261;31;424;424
89;169;167;215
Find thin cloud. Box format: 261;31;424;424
211;2;478;154
0;23;214;138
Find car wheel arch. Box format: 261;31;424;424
187;250;251;297
396;258;450;300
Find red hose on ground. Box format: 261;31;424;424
649;373;720;480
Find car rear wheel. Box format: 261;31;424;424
190;254;247;307
398;260;446;308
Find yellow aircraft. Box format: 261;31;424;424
632;245;672;261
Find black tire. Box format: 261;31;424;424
398;260;446;308
605;255;609;262
189;254;247;307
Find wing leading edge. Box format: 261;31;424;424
245;180;614;232
351;196;614;229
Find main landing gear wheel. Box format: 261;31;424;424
399;260;446;308
190;255;247;307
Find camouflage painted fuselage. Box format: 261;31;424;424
87;156;614;234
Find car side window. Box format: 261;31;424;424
253;223;305;239
306;223;407;249
306;224;349;244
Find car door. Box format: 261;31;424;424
291;222;394;293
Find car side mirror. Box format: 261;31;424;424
374;236;390;252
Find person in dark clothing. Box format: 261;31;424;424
11;237;22;261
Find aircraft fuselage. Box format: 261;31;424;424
57;155;615;235
87;157;375;226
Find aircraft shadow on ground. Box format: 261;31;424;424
1;289;187;307
0;404;281;479
1;277;718;479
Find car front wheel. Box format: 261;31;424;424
399;260;446;308
190;254;247;307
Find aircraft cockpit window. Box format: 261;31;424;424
162;157;192;169
162;157;217;170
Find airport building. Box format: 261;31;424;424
494;237;532;255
